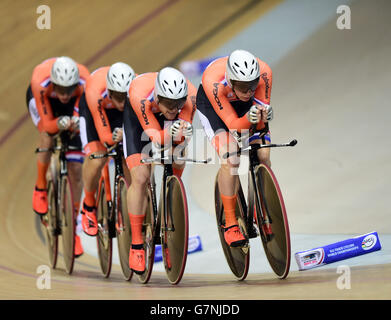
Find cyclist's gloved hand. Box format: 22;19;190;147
71;115;80;131
112;127;123;142
182;121;193;138
169;120;182;138
248;105;261;124
169;120;193;139
57;116;71;130
264;104;273;121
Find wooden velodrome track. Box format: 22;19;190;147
0;0;390;300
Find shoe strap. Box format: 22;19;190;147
83;202;96;212
131;244;144;250
35;186;47;192
224;224;239;232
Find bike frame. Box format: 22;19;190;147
90;144;125;236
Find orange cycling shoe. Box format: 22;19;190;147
129;245;145;274
74;234;84;258
224;225;247;247
81;203;98;236
32;186;48;215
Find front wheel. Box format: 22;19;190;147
116;176;133;281
41;179;59;269
137;181;157;284
59;175;76;274
96;178;113;278
253;164;291;279
214;171;249;281
161;175;189;285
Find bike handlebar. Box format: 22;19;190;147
89;143;120;160
140;156;212;165
223;139;297;159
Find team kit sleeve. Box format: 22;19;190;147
177;80;197;123
130;95;171;146
253;59;273;106
30;75;59;135
85;89;115;146
203;80;253;132
73;64;91;117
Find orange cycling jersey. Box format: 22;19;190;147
201;56;272;132
128;72;197;145
30;58;90;134
84;66;125;146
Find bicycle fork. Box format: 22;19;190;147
248;148;273;240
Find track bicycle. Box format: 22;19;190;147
90;143;133;280
139;141;210;285
38;131;80;274
215;123;297;280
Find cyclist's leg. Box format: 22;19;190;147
123;100;154;273
79;93;107;205
105;108;132;185
27;85;54;214
79;93;106;235
66;135;84;209
248;130;272;167
197;85;245;246
172;142;186;177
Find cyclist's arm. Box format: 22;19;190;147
130;97;170;146
204;82;252;132
73;86;84;117
86;90;114;146
178;89;197;123
254;60;272;106
31;81;59;134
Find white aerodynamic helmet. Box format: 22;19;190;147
51;56;80;87
155;67;188;100
106;62;136;93
226;49;260;85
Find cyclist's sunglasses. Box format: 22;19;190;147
109;90;127;102
158;95;187;111
231;77;260;93
53;84;78;95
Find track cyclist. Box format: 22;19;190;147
27;56;90;257
123;67;197;274
79;62;136;236
196;49;273;248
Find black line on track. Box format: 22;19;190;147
165;0;263;67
